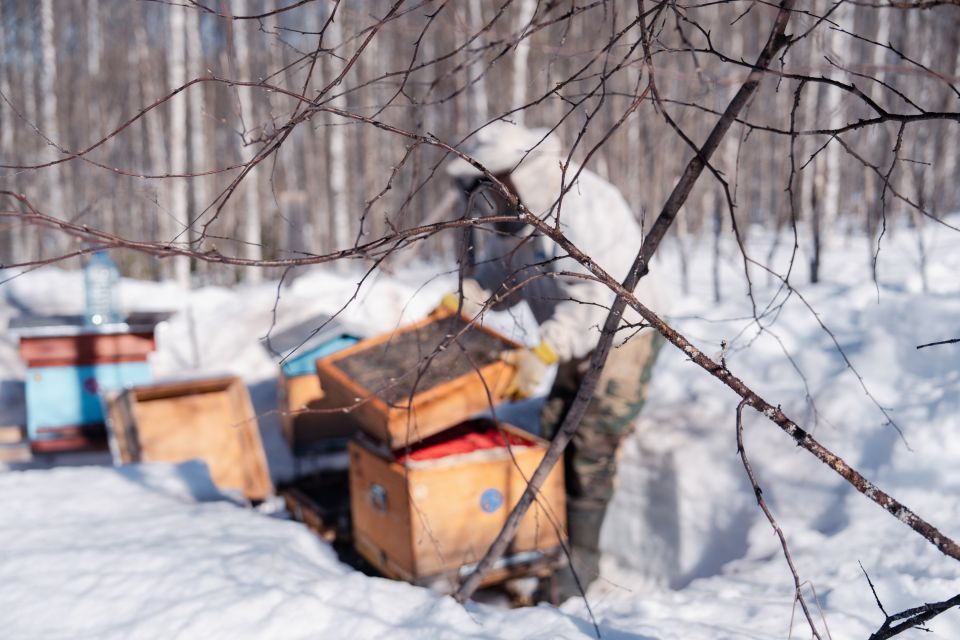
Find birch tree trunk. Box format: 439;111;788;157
0;4;14;263
86;0;101;78
936;31;960;213
627;67;644;210
296;8;324;255
713;41;742;302
0;9;10;162
800;26;823;282
510;0;536;125
711;183;724;302
814;5;851;283
166;2;190;286
0;10;11;154
266;1;307;270
85;0;108;234
40;0;65;237
232;0;263;283
136;10;168;280
943;37;960;209
357;13;382;242
326;9;351;256
909;11;935;292
866;7;890;281
121;7;148;278
467;0;488;128
17;6;39;259
185;5;208;281
0;1;956;283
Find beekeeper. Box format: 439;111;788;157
442;120;666;590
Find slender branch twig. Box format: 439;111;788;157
736;400;823;640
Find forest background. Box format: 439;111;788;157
1;0;957;293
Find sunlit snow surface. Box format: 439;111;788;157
2;220;960;638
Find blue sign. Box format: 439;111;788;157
480;488;504;513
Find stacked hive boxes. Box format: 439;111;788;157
268;316;364;455
315;310;567;591
14;315;163;453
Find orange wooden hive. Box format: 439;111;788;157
315;311;521;450
104;376;273;501
349;418;566;591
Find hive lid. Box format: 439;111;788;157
10;311;172;338
261;314;366;373
317;313;523;450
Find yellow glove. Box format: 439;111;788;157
501;341;559;400
435;279;490;318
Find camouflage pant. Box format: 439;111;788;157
541;330;663;516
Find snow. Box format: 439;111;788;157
2;220;960;638
0;462;587;639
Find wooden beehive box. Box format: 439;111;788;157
16;321;159;452
349;418;566;591
104;376;273;501
281;470;352;544
316;311;521;449
276;332;363;453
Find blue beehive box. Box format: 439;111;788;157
13;313;167;453
265;316;364;454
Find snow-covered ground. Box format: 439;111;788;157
2;219;959;638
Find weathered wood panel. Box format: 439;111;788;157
317;311;520;449
105;376;273;500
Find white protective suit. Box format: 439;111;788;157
448;122;663;362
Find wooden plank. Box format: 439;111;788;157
103;390;130;462
409;455;512;576
283;488;337;543
31;424;109;453
412;546;563;592
316;360;391;444
128;376;234;400
384;359;515;448
104;376;273;500
0;425;25;445
19;332;155;367
30;433;108;454
228;379;273;500
282;470;352;543
277;374;303;446
279;373;364;450
282;373;323;417
348;439;415;577
0;443;31;463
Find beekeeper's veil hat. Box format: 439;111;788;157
446;121;563;179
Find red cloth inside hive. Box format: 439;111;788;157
394;419;533;463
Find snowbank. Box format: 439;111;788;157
2;218;960;638
594;221;960;637
0;462;590;639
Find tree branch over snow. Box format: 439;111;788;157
916;337;960;349
3;1;960;629
737;400;825;639
861;562;960;639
